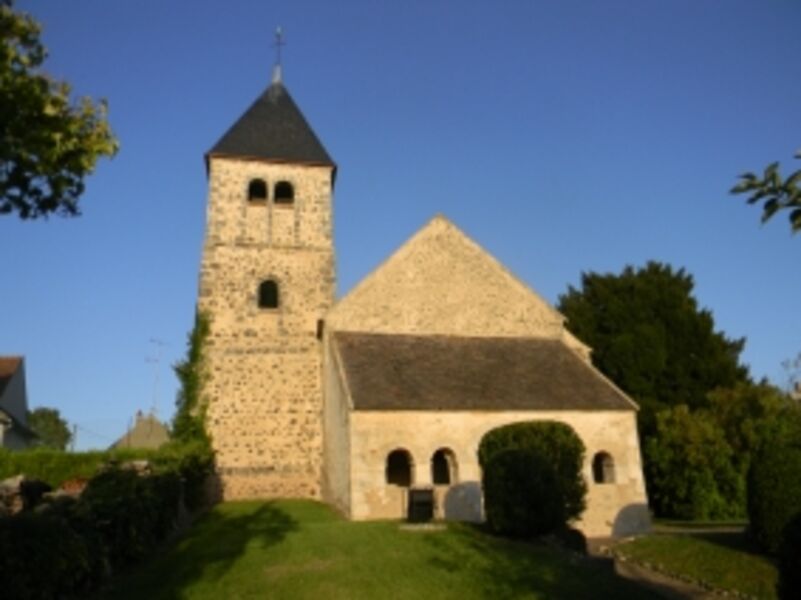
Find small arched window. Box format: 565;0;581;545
431;448;458;485
248;178;268;202
274;181;294;205
258;280;279;309
592;452;615;484
386;449;413;487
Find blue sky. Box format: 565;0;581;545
4;1;800;450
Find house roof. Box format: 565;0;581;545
333;332;636;412
0;356;22;397
110;413;170;450
0;408;37;440
207;82;334;167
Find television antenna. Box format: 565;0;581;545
146;338;168;417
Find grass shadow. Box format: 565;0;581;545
98;501;298;599
423;523;655;599
685;530;772;560
655;522;768;559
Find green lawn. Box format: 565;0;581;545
97;500;654;600
616;532;778;599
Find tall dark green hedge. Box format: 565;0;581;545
479;421;587;536
0;511;94;600
76;468;182;565
747;439;801;554
0;467;183;600
0;442;213;600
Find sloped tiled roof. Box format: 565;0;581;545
110;414;170;450
334;332;635;411
0;357;22;397
208;82;334;166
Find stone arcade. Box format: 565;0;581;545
197;70;650;537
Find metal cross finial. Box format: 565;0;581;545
274;26;285;67
272;26;285;84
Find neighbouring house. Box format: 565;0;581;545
196;64;651;537
110;411;170;450
0;357;36;450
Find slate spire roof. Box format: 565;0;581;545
208;80;334;167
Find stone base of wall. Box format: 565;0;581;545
215;467;321;501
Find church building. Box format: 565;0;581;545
197;65;650;538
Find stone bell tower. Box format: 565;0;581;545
197;59;336;499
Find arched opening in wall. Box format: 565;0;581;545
592;451;615;484
431;448;458;485
386;449;413;487
258;280;279;309
274;181;294;205
248;178;268;202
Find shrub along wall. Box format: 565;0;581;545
483;447;566;537
479;421;587;538
0;442;213;600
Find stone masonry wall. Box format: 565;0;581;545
327;216;565;338
198;157;334;500
348;409;651;538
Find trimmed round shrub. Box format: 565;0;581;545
779;513;801;600
483;447;565;537
747;439;801;554
479;421;587;523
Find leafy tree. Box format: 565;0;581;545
644;405;741;519
172;311;211;444
704;382;789;476
27;407;71;450
783;351;801;398
558;261;749;435
731;151;801;234
0;0;118;219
